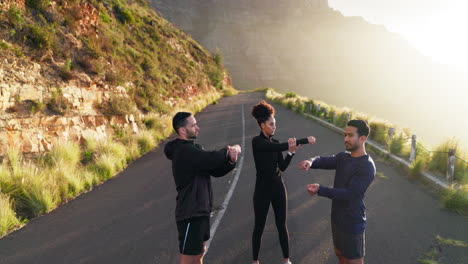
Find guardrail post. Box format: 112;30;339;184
447;149;456;186
409;135;417;162
388;127;394;140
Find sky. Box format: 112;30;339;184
328;0;468;73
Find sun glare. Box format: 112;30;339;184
385;1;468;73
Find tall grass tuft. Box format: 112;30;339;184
410;157;427;178
44;141;81;167
0;194;21;237
369;121;390;145
124;139;141;163
137;130;157;154
91;154;118;180
14;165;59;218
441;188;468;216
387;131;411;157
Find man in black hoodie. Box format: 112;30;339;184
164;112;240;264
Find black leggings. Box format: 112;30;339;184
252;178;289;260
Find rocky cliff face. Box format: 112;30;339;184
0;0;232;156
0;52;138;156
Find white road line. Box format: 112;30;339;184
206;104;245;252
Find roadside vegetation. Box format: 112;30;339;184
263;88;467;216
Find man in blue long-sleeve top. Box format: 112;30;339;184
299;120;375;264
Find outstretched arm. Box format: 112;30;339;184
182;144;239;171
253;136;311;152
299;155;338;171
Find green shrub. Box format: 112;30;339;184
285;92;297;98
6;7;25;29
58;60;74;81
204;64;223;89
213;53;222;66
21;100;45;115
143;116;159;130
327;110;336;123
82;151;93;165
133;86;170;114
113;5;135;24
47;88;72;115
13;47;23;58
25;0;49;12
222;86;238;97
97;94;136;116
441;189;468;216
295;100;305;114
302;100;313;113
99;10;112;23
25;24;53;50
0;41;9;50
286;100;294;110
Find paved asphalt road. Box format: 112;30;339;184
0;92;466;264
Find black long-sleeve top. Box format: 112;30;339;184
164;138;236;221
252;132;308;183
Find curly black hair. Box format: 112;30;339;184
251;100;275;126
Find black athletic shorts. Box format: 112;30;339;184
332;222;365;260
176;216;210;255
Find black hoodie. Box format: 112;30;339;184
164;138;236;221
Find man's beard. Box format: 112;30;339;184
345;142;359;151
187;131;197;140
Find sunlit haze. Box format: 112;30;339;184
328;0;468;149
329;0;468;72
150;0;468;149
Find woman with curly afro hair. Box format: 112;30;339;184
250;100;316;264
